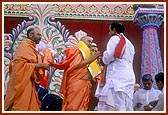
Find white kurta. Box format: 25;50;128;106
95;33;136;111
133;88;162;111
152;88;164;111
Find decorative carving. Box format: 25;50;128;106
4;4;70;97
4;3;137;20
101;5;110;14
113;5;123;14
62;4;73;13
76;4;86;13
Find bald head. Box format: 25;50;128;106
80;36;93;48
27;27;42;44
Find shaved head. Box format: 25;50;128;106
27;27;42;44
80;36;93;48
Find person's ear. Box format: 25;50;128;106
29;32;34;38
113;28;117;33
159;81;163;85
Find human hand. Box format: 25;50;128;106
90;51;101;61
149;100;158;107
36;63;50;70
47;58;53;64
98;56;105;66
144;104;153;111
136;103;142;108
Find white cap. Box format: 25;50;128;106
91;42;97;47
74;30;87;41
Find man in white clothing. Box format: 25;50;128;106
133;74;162;111
95;22;136;111
144;72;164;111
152;72;164;111
152;92;164;111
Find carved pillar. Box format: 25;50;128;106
133;8;164;87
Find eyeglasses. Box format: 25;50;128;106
91;49;98;52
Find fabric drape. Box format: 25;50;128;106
4;39;43;111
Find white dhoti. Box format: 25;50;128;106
95;80;134;111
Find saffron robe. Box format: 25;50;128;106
4;39;43;111
51;45;92;111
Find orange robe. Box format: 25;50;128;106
51;46;92;111
4;39;43;111
40;48;53;88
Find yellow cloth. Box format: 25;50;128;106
77;41;91;60
88;59;101;78
77;41;101;78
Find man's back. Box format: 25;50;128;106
122;34;135;64
104;34;135;90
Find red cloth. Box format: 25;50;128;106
40;48;53;88
114;34;126;58
40;76;48;88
